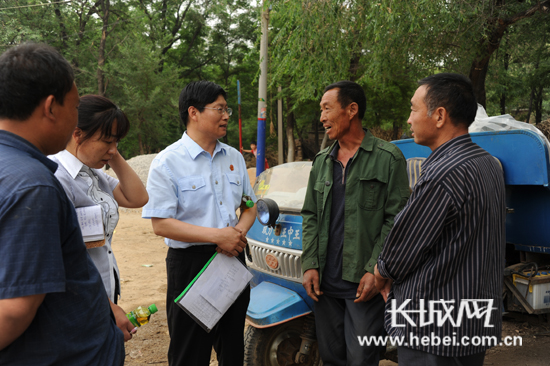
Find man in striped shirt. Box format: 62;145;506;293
375;73;506;365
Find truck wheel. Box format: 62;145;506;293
244;319;322;366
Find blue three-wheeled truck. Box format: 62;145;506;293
243;129;550;365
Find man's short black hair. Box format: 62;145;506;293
324;81;367;121
0;42;75;121
418;73;477;128
179;81;227;127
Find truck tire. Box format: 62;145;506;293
244;319;322;366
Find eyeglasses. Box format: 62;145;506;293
203;107;233;116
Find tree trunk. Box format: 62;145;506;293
500;51;509;115
348;51;361;82
54;4;68;51
392;120;399;141
469;56;491;107
320;132;329;151
74;0;101;68
97;0;110;96
527;59;541;123
314;118;319;153
526;87;534;123
138;131;145;155
286;116;295;162
348;33;362;81
286;98;295;162
535;85;544;124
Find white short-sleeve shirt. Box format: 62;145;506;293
142;132;257;249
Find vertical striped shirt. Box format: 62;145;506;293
377;134;506;357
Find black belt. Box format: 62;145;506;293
168;244;217;254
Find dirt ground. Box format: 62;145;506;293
116;210;550;366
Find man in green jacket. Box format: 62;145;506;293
301;81;410;365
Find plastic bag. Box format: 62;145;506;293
469;104;550;151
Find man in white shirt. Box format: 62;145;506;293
142;80;257;366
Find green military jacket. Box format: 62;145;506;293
300;130;410;283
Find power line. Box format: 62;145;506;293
0;1;73;11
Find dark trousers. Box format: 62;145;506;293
166;246;250;366
397;347;486;366
314;294;386;366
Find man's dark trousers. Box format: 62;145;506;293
166;245;250;366
314;293;386;366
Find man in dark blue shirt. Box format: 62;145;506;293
0;43;124;365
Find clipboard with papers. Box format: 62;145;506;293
174;252;253;333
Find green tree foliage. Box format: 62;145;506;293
0;0;260;157
2;0;549;161
486;16;550;123
106;37;182;156
267;0;550;152
268;0;418;146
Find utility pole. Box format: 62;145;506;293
277;86;283;165
237;80;243;153
256;2;269;176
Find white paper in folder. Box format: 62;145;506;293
75;205;104;242
176;252;252;332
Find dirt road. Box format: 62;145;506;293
115;211;550;366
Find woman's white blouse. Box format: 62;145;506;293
49;150;120;303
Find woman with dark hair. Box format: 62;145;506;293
50;94;148;341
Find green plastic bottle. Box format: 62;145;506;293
126;304;158;327
240;194;254;212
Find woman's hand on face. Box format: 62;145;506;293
110;147;149;208
107;146;124;168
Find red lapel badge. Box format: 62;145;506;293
230;164;234;171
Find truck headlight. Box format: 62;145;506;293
256;198;279;228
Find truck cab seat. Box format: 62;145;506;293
406;157;425;190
